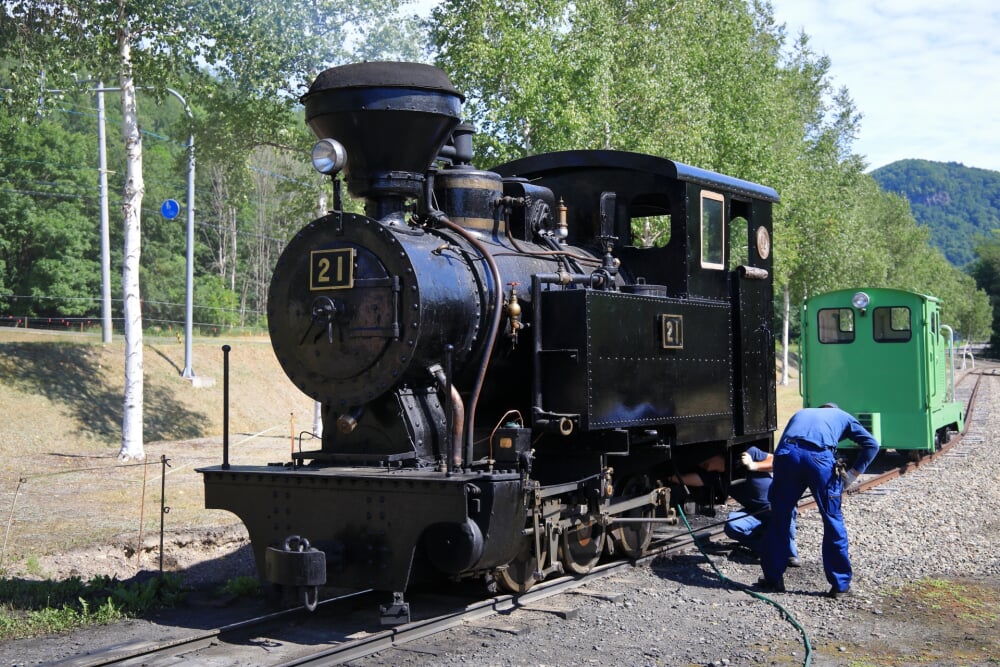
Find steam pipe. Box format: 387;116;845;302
430;358;464;470
432;212;503;471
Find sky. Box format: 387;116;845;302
769;0;1000;173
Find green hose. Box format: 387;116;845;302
675;505;813;666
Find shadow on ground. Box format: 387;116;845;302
0;341;208;442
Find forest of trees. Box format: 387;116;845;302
1;0;995;455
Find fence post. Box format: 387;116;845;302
0;477;26;572
222;345;231;469
159;454;169;574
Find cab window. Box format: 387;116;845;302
818;308;854;343
874;306;911;342
700;191;724;269
628;193;672;248
728;216;749;269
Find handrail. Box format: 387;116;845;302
941;324;956;402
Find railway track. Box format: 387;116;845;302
62;368;990;667
61;525;716;666
845;361;984;495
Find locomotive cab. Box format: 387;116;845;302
492;152;779;448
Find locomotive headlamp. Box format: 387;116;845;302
311;138;347;175
851;291;870;311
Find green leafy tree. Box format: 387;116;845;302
1;0;409;460
0;109;100;318
971;233;1000;353
428;0;868;384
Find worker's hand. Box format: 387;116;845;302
741;451;758;471
841;469;859;488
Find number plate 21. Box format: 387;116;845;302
310;248;354;290
660;314;683;349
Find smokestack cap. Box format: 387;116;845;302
304;61;464;101
302;62;464;199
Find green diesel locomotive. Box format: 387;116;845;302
800;287;964;457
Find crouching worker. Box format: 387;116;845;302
724;446;799;567
665;454;727;516
758;403;880;598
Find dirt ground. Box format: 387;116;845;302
0;328;316;582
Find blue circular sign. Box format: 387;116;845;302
161;199;180;219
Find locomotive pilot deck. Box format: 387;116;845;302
201;463;526;596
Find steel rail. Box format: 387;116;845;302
58;589;375;667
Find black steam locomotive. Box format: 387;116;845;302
199;62;779;624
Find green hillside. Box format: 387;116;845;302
871;160;1000;269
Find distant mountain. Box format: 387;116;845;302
871;160;1000;269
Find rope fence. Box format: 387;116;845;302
0;425;310;581
0;457;178;577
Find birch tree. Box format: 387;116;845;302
2;0;409;460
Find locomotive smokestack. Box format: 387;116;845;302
301;62;464;217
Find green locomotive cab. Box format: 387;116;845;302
800;287;964;456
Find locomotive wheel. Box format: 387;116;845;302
496;535;547;594
559;515;607;575
610;476;655;558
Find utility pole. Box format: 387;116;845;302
92;84;196;377
97;83;112;344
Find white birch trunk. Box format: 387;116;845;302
780;283;791;386
118;37;146;462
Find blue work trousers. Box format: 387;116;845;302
762;441;852;591
725;508;797;559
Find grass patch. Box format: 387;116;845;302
218;575;261;599
891;577;1000;625
841;577;1000;665
0;574;184;641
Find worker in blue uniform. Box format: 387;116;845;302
758;403;880;598
725;446;799;566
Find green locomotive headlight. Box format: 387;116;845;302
851;291;870;311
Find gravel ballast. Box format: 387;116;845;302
353;374;1000;666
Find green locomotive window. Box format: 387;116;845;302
700;191;724;270
873;306;911;342
817;308;854;343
